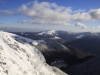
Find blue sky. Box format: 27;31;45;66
0;0;100;32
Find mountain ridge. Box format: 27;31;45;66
0;30;67;75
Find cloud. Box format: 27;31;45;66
75;22;87;29
71;13;91;21
18;1;90;26
21;20;29;23
1;1;100;27
72;8;100;21
0;26;45;32
17;1;90;22
89;8;100;20
91;26;100;29
21;19;70;25
95;26;100;28
16;1;100;26
17;1;72;22
0;10;14;15
90;27;95;29
73;9;86;13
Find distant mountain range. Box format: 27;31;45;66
64;35;100;56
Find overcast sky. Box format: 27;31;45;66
0;0;100;32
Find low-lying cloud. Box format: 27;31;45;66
0;10;14;15
21;19;70;25
91;26;100;29
75;22;87;29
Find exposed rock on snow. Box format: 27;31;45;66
0;30;67;75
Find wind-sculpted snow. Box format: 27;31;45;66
0;30;67;75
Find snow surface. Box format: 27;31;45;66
75;35;84;39
49;36;60;39
0;30;67;75
37;30;57;36
37;30;60;39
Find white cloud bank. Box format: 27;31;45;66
91;26;100;29
1;1;100;29
17;1;100;21
0;10;14;15
75;22;87;29
21;19;70;25
17;1;100;27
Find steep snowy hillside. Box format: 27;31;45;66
0;30;67;75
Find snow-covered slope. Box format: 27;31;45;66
37;30;57;36
0;30;67;75
36;30;61;39
75;35;84;39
